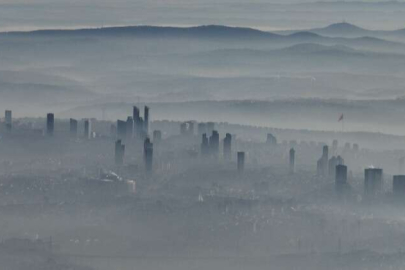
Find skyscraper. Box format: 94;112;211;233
289;148;295;174
115;140;125;166
364;168;383;197
46;113;54;137
209;130;220;157
70;118;78;137
237;152;245;173
223;133;232;161
393;175;405;197
317;145;329;177
84;119;92;139
201;134;209;156
144;106;149;135
144;138;153;173
126;116;134;139
335;164;347;193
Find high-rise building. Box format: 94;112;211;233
133;106;140;123
209;130;220;157
144;106;149;135
393;175;405;197
144;138;153;173
317;145;329;176
364;168;383;197
267;133;277;145
335;165;348;193
70;118;78;137
115;140;125;166
5;110;12;131
223;133;232;160
201;134;209;156
153;130;162;144
237;152;245;173
46;113;54;137
329;155;345;177
84;119;92;139
353;143;359;152
126;117;134;139
289;148;295;174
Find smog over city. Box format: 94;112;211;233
4;1;405;270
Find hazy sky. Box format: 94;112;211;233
1;0;405;31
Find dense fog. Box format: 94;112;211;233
3;1;405;270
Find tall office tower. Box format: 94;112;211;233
336;155;344;166
364;168;383;197
353;143;360;152
237;152;245;173
393;175;405;197
399;157;405;175
201;134;209;156
223;133;232;160
133;106;140;123
144;138;153;173
46;113;55;137
332;139;338;153
198;123;207;137
69;118;78;137
289;148;295;174
317;145;329;176
328;156;338;177
206;122;215;135
153;130;162;144
144;106;149;135
116;120;127;139
115;140;125;166
5;110;12;130
209;130;220;157
126;117;134;139
84;119;92;139
335;165;348;193
266;133;277;145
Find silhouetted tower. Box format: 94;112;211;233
46;113;54;137
335;165;347;193
84;119;92;139
153;130;162;144
126;116;134;139
393;175;405;197
353;143;359;152
317;145;329;176
133;106;140;123
115;140;125;166
144;138;153;173
201;134;209;156
364;168;383;197
144;106;149;135
209;130;220;157
5;110;12;131
237;152;245;173
289;148;295;174
70;118;78;137
223;133;232;160
267;133;277;145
